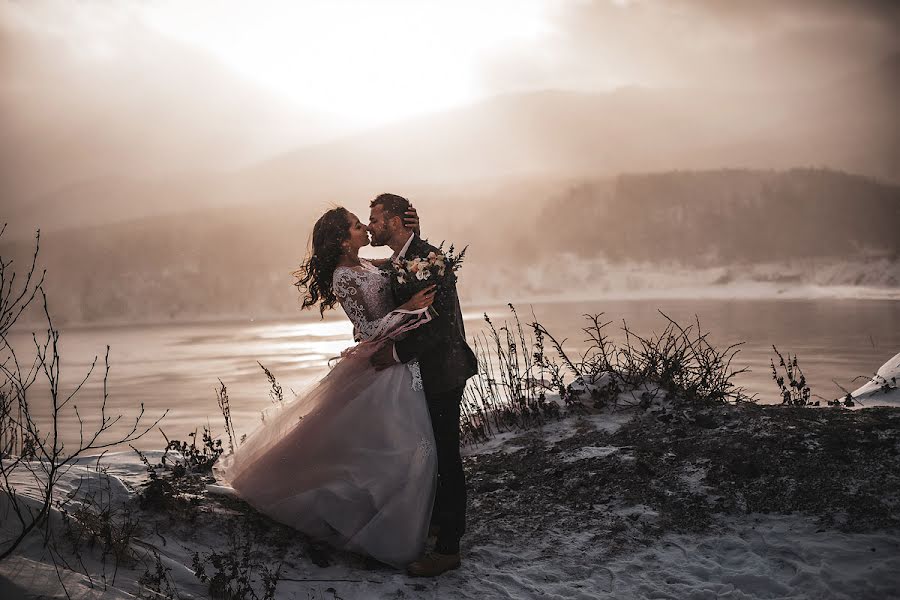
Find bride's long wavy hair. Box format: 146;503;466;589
293;207;352;317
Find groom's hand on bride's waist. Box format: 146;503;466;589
371;342;398;371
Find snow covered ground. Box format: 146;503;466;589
481;255;900;304
3;397;899;600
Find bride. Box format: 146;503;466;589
214;206;438;567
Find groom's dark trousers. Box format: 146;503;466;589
425;385;466;554
391;234;478;556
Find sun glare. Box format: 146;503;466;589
141;0;552;127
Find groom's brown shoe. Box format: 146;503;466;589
407;552;461;577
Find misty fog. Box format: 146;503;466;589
1;0;898;325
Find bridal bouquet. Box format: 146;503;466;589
391;244;467;317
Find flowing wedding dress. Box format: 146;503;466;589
214;259;437;567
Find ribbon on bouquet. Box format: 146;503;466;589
330;306;434;365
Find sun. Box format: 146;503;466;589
141;0;553;127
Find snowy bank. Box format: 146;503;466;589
2;401;899;599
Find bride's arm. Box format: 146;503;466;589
333;269;434;341
333;270;381;341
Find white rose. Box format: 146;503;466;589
416;269;431;281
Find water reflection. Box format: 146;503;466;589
4;298;898;453
252;320;352;339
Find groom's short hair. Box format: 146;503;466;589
370;193;411;221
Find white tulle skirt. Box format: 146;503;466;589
214;345;437;567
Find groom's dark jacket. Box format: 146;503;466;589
389;234;478;395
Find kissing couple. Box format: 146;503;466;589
215;193;478;577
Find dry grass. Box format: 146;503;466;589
461;304;752;444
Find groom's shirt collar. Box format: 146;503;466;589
394;231;415;260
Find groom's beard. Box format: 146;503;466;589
369;230;388;246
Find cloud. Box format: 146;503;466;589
479;0;900;93
671;0;900;29
0;1;342;204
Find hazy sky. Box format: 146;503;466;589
486;0;900;93
2;0;898;206
2;0;553;127
3;0;897;127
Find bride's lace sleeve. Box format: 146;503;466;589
332;267;399;342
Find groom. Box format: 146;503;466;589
368;193;478;577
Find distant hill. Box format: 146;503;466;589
1;168;897;325
6;54;898;239
539;169;900;264
234;76;900;201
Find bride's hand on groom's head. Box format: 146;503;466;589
404;207;420;236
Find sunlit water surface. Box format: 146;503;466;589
6;298;898;453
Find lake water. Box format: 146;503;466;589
6;298;899;453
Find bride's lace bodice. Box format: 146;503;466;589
332;260;394;342
332;259;423;390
